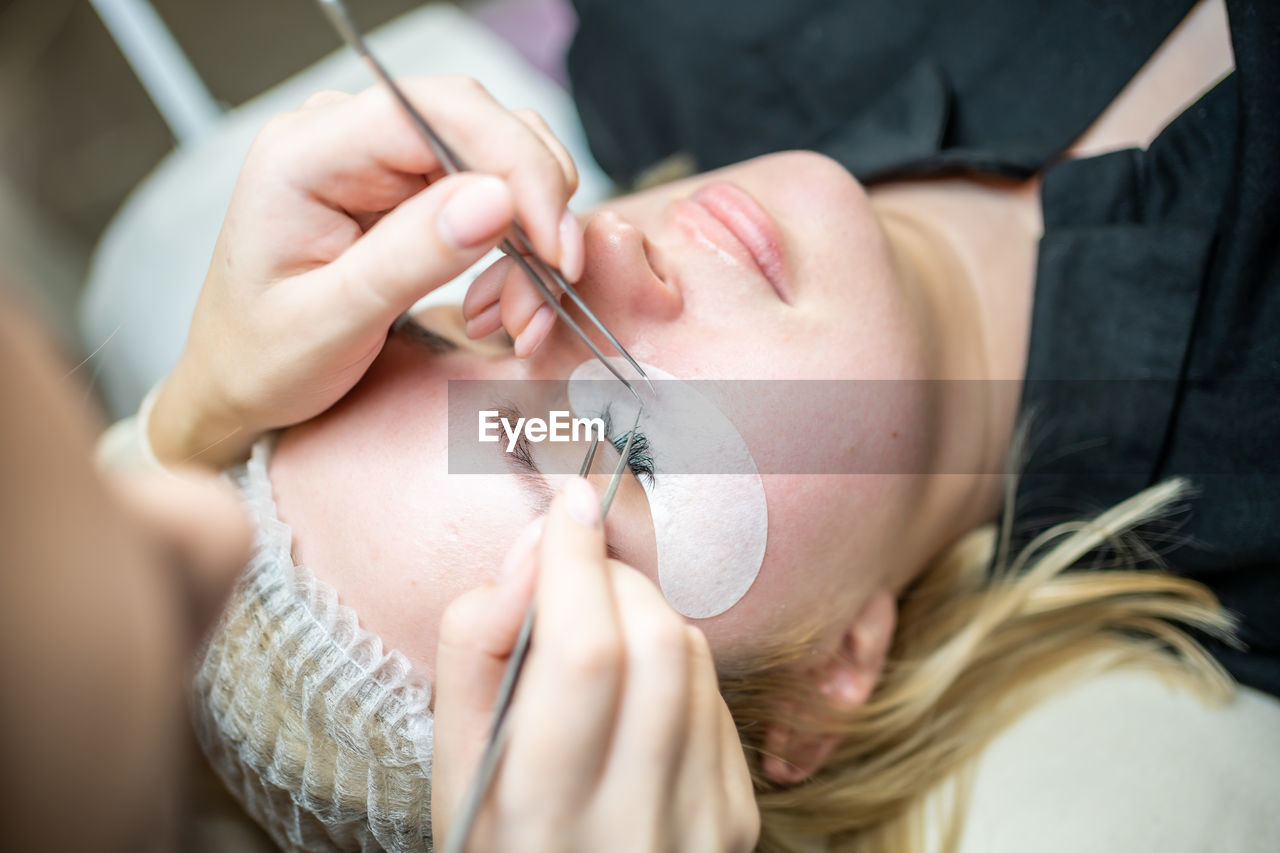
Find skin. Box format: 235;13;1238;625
268;150;1033;677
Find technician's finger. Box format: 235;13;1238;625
678;626;759;853
513;109;579;202
394;77;576;268
673;625;729;842
500;262;560;358
508;477;619;806
533;477;610;634
462;255;512;324
266;77;576;266
433;521;541;834
463;252;561;356
437;519;542;674
375;78;576;266
513;109;583;281
306;173;515;328
719;691;761;853
593;563;691;841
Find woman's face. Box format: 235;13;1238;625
269;151;937;675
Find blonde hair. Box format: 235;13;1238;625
719;477;1237;853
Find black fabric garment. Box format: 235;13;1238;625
569;0;1196;183
1020;2;1280;696
568;0;1280;696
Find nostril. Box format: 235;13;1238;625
641;233;670;287
582;208;682;317
644;238;683;315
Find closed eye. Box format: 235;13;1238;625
393;315;457;353
500;400;624;560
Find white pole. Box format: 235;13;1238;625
87;0;222;145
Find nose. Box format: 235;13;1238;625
578;209;683;322
524;209;682;380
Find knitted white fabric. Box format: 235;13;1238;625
190;439;435;852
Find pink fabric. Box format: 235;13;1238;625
468;0;577;88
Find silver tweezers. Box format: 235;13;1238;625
315;2;646;850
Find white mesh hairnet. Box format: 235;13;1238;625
190;440;436;852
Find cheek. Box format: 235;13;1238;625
692;473;907;658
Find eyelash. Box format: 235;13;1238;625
613;428;655;487
395;316;456;353
601;404;655;486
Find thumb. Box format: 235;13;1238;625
433;520;540;822
321;173;515;326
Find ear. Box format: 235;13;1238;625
761;589;897;785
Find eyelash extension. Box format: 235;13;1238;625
602;404;655;487
616;429;655;487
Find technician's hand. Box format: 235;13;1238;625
149;76;582;468
433;478;760;853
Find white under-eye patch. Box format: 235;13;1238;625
568;359;768;619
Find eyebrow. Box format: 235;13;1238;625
497;403;555;517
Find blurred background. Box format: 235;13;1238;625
0;0;435;335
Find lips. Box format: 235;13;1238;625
691;182;792;303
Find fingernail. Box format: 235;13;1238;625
463;256;514;319
462;294;482;320
464;302;501;339
562;477;600;528
498;519;543;580
559;210;584;282
438;176;511;249
514;305;555;358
